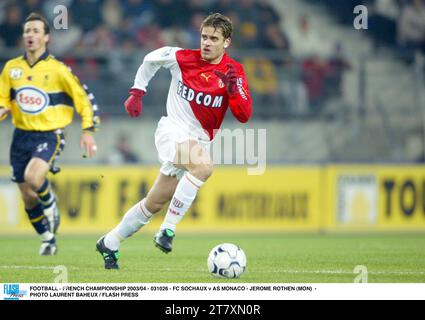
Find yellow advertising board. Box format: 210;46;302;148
2;165;424;233
324;165;425;231
0;166;322;233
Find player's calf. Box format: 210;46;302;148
37;179;60;233
25;203;56;255
155;172;205;253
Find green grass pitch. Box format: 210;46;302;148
0;233;424;283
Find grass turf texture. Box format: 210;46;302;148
0;233;424;283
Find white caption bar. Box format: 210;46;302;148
1;283;425;300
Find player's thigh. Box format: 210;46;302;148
174;140;212;171
10;129;32;183
146;173;179;208
24;157;50;188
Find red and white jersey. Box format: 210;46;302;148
133;47;252;141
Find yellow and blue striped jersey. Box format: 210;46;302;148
0;51;100;131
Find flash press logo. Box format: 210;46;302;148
3;284;27;300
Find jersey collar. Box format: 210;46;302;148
23;50;50;68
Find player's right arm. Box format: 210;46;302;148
0;62;11;121
124;47;180;118
133;46;180;92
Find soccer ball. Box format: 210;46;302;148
207;243;247;278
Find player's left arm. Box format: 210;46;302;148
0;63;12;121
228;64;252;123
61;66;99;157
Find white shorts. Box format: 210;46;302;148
154;116;210;180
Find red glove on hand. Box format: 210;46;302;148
214;63;238;96
124;88;145;118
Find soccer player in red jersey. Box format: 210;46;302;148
97;13;252;269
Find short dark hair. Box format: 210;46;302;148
23;12;50;34
200;13;233;39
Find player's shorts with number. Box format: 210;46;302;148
10;128;65;183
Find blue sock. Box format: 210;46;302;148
37;179;55;209
26;204;54;242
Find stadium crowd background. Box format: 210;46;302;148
0;0;424;164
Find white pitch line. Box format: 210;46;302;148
1;266;423;276
0;265;79;270
254;269;425;276
153;268;425;276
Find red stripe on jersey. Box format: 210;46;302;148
176;50;237;140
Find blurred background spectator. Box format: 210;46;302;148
365;0;399;48
398;0;425;55
104;134;141;165
0;4;23;47
49;12;82;55
70;0;101;33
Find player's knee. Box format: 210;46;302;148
190;162;213;181
24;171;43;191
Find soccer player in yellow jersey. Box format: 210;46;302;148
0;13;100;255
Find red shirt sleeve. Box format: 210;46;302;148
228;64;252;123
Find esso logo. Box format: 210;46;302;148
16;86;49;114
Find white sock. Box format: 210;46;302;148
104;198;153;250
40;231;55;242
160;172;204;232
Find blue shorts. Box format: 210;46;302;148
10;128;65;183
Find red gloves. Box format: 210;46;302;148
214;63;238;96
124;88;145;117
